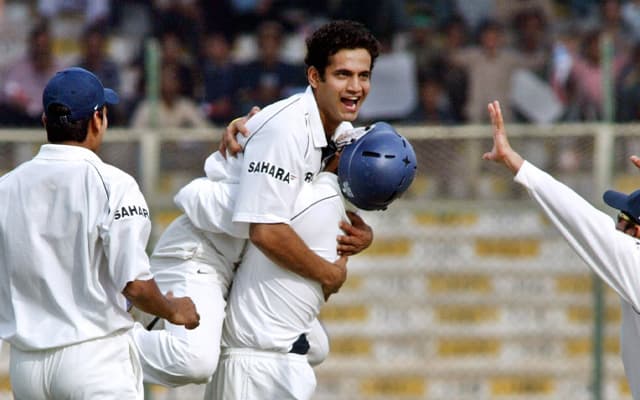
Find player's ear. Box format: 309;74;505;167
634;225;640;239
90;107;106;131
308;66;320;89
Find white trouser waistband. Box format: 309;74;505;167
220;347;308;362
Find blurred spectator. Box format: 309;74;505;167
229;0;279;33
432;14;469;123
328;0;409;46
493;0;556;26
445;18;547;198
199;0;234;37
130;63;207;129
38;0;110;27
453;0;495;32
130;62;209;174
597;0;632;56
406;74;455;124
616;42;640;172
449;19;545;123
76;23;124;125
562;29;627;121
550;23;580;105
152;0;203;57
159;30;197;99
405;7;439;74
405;72;460;199
511;8;553;122
622;0;640;42
271;1;331;32
567;0;599;19
200;31;237;125
512;8;549;58
615;42;640;122
234;20;305;114
0;20;63;126
405;0;456;29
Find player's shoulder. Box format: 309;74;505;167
313;172;340;193
297;173;342;208
246;93;306;137
292;174;345;222
85;159;140;192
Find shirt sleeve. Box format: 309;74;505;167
233;121;307;224
174;177;249;238
515;160;640;310
100;174;154;292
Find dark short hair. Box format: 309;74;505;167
44;103;100;143
304;20;380;78
476;19;503;39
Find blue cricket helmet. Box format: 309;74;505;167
338;122;417;210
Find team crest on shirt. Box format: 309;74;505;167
247;161;296;183
114;205;150;220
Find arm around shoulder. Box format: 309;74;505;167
249;223;347;299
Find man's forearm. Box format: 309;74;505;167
123;279;174;320
249;223;338;286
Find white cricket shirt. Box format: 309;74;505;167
0;144;153;351
233;86;352;225
175;85;352;237
515;161;640;399
221;172;350;352
174;152;248;238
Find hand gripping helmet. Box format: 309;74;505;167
338;122;417;210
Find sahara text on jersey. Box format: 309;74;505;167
114;205;150;220
247;161;296;183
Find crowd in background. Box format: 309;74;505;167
1;0;640;130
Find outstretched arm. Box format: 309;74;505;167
482;100;524;174
485;101;640;311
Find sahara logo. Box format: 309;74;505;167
248;161;296;183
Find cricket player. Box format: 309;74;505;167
130;20;380;387
229;19;380;295
206;122;417;399
131;124;385;387
484;100;640;399
0;67;199;400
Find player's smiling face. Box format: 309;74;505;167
310;48;372;135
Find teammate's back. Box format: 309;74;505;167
0;145;146;350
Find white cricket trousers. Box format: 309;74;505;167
10;330;142;400
131;216;242;387
205;348;317;400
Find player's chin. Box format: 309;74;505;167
340;109;360;122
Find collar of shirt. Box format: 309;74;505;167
35;144;102;163
301;86;354;150
301;86;328;150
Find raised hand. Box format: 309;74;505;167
482;100;524;174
